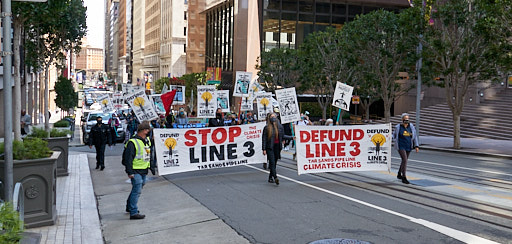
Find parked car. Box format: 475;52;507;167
82;112;125;144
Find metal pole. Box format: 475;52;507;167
2;0;14;202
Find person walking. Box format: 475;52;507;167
88;116;113;170
176;109;189;126
208;108;224;127
262;113;293;185
393;113;419;184
20;109;32;135
122;121;153;220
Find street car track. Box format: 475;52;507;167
276;158;512;231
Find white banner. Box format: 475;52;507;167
332;82;354;111
197;85;218;118
154;123;267;175
97;94;115;113
170;85;186;105
256;93;273;121
295;124;392;175
240;96;254;111
112;92;124;110
125;90;159;122
275;88;300;124
216;90;230;113
233;71;252;97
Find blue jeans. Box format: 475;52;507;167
126;174;146;216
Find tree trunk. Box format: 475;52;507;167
13;18;22;140
322;107;327;121
453;113;461;149
383;100;392;123
44;65;50;131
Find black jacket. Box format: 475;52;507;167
208;117;223;127
88;123;112;146
262;123;293;150
122;135;151;175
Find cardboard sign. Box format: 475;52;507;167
149;95;165;114
216;90;230;113
332;82;354;111
197;85;218;118
153;123;266;175
125;90;159;122
295;124;392;175
233;71;252;97
112;92;124;110
97;94;115;113
275;88;301;124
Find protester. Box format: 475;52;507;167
296;113;312;126
262;113;293;185
126;112;139;141
393;113;419;184
246;111;256;124
208;108;224;127
88;116;113;170
122;121;153;220
325;118;334;126
108;113;121;145
20;109;32;135
176;109;188;126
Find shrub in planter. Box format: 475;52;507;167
53;119;70;128
27;127;70;176
0;202;24;243
30;127;71;138
0;138;52;160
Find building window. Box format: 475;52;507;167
184;44;186;53
184;27;187;36
184;11;187;20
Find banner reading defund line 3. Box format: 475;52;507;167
295;124;392;175
154;122;267;175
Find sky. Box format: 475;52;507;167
84;0;105;49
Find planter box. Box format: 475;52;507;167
44;137;69;177
0;151;60;228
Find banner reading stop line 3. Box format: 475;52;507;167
295;123;392;175
153;123;267;176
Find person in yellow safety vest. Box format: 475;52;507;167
122;120;153;220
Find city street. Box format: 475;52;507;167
74;144;512;244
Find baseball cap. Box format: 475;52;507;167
137;121;152;132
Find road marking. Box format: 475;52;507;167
246;165;499;244
391;157;512;177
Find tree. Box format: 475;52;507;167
179;72;207;112
341;10;419;123
255;48;300;92
423;0;512;149
299;28;355;120
54;76;78;113
23;0;87;130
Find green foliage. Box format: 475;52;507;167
29;127;49;138
30;127;70;138
50;129;72;138
54;76;78;112
180;72;208;99
0;202;24;243
0;138;52;160
256;48;300;92
299;103;323;118
154;77;170;94
54;119;70;128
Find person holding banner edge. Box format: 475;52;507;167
393;113;419;184
262;113;293;185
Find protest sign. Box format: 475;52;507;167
150;95;165;114
197;85;218;118
169;85;186;104
295;124;392;175
112;92;124;110
125;90;159;121
256;92;273;120
97;94;115;113
153;123;266;175
233;71;252;97
275;88;300;124
216;90;230;113
240;96;254;111
332;82;354;111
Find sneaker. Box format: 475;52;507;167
130;214;145;220
268;178;274;183
275;177;279;185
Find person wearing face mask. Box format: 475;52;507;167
325;118;334;126
88;116;113;170
262;113;293;185
176;109;189;126
392;113;419;184
209;108;224;127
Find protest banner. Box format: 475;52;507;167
197;85;218;118
216;90;230;113
295;123;392;175
153;122;266;175
125;90;159;121
112;92;124;110
332;82;354;111
233;71;252;97
169;85;186;104
256;92;273;120
275;88;300;124
240;96;254;111
97;94;115;113
149;95;165;114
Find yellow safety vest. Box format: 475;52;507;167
126;138;151;169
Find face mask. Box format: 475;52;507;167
270;117;277;123
301;116;305;120
216;113;222;118
328;123;333;126
403;120;409;124
180;112;184;116
97;120;102;124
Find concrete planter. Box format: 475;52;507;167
44;137;69;177
0;151;60;228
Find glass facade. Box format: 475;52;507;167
260;0;403;51
205;0;234;71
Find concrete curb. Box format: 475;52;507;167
420;145;512;160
